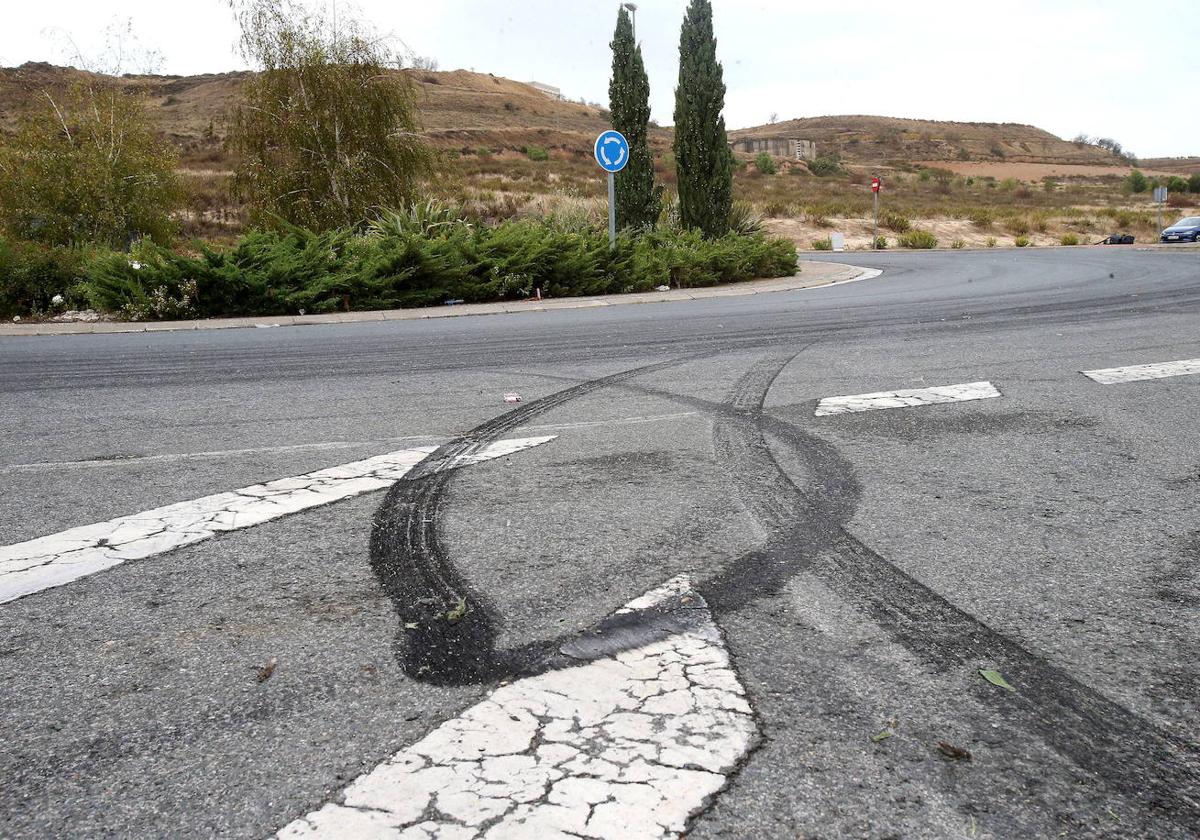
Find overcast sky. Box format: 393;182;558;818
1;0;1196;158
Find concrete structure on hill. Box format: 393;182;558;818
529;81;564;101
731;137;817;161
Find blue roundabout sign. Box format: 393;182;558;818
594;130;631;173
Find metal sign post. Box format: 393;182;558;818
871;177;882;248
594;130;630;248
1153;185;1168;234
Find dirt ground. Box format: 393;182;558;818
912;161;1179;180
767;217;1106;252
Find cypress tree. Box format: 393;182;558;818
673;0;733;238
608;7;658;230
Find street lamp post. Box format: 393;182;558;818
622;2;638;40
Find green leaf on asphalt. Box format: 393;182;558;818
404;622;420;630
980;669;1016;691
445;597;469;625
870;730;894;743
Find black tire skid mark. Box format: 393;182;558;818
369;358;699;685
370;349;1200;829
700;356;1200;833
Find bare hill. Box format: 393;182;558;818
729;115;1126;167
1140;157;1200;175
0;62;621;162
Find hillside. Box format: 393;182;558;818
729;115;1126;168
1141;157;1200;175
0;62;622;162
3;63;1166;173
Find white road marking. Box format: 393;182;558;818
1081;358;1200;385
0;437;555;605
815;381;1001;417
275;576;757;840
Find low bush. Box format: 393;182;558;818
526;146;550;162
811;238;832;251
881;209;911;233
1014;236;1031;247
1004;216;1031;236
898;229;938;249
755;153;777;175
951;239;966;249
1190;173;1200;194
807;156;842;177
968;208;994;228
873;235;888;250
71;215;799;318
986;237;997;248
0;238;93;318
1127;170;1149;193
1060;234;1080;246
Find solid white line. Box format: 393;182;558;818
274;576;757;840
815;381;1001;416
0;437;555;605
1082;358;1200;385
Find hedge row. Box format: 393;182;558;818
2;220;798;320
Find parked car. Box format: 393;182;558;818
1160;216;1200;243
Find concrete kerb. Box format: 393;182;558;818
0;260;880;338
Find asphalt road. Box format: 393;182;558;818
1;248;1198;839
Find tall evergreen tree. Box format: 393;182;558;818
673;0;733;238
609;8;658;230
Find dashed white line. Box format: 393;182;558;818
814;381;1001;416
1082;358;1200;385
275;576;757;840
0;437;555;605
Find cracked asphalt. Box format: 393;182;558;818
1;248;1199;838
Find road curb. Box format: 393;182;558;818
0;261;882;338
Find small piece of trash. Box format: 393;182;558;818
870;730;894;743
254;324;279;329
655;285;670;292
11;316;20;323
256;656;278;683
445;298;465;306
936;741;972;761
404;622;420;630
503;392;523;404
979;669;1016;691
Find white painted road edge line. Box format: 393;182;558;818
815;381;1001;417
275;576;758;840
0;436;555;605
1082;358;1200;385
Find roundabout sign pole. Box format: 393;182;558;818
594;130;630;248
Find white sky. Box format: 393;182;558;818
1;0;1196;158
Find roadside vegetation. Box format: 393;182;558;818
0;0;797;321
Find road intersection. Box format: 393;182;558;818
1;249;1198;838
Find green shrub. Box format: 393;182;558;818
807;156;842;177
951;239;965;249
1060;234;1080;246
754;152;777;175
1127;170;1149;193
811;238;833;251
986;237;997;248
0;237;93;318
1014;236;1030;247
898;230;937;249
1004;216;1031;236
1165;176;1188;194
728;201;764;235
526;145;550;162
1190;173;1200;194
73;215;799;318
873;235;888;250
968;208;994;228
881;209;911;233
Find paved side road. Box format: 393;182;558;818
0;248;1198;838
